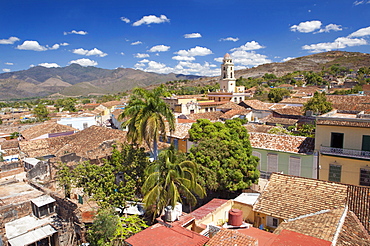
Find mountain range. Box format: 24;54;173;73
0;51;369;100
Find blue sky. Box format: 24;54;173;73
1;0;369;76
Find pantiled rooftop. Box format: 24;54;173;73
190;198;228;221
272;107;303;116
240;100;270;111
207;229;258;246
316;118;370;128
260;115;298;125
244;124;274;133
21;121;77;140
253;173;348;220
249;132;314;154
187;111;223;121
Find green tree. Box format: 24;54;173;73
268;88;291;103
119;87;175;160
87;208;148;246
188;119;259;192
9;132;20;139
268;124;292;135
56;144;150;209
32;104;49;121
303;92;332;115
142;148;205;219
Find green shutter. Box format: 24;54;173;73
329;164;341;182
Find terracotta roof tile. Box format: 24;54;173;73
190;199;228;220
187;111;224;121
272;107;303;116
316;118;370;128
273;207;345;242
240;100;270;111
253;173;348;220
168;123;193;139
249;132;314;154
280;98;310;105
21;121;77;140
101;100;122;108
337;211;370;245
207;229;258;246
216;101;246;110
260;115;298;125
221;109;252;120
125;224;209;246
271;229;331;246
244;124;274;133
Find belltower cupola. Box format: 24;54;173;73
219;53;236;92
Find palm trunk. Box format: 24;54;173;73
153;139;158;160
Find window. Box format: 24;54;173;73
362;135;370;152
360;168;370;186
83;122;88;129
266;216;279;228
289;156;301;176
67;124;72;127
331;132;344;149
173;139;179;150
267;153;278;173
252;151;261;171
329;164;342;182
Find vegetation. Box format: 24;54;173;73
56;144;149;209
142;148;205;219
267;88;291;103
32;104;49;121
119;87;175;160
87;208;148;246
303;92;333;115
188;119;259;192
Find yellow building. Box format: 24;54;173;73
315;114;370;186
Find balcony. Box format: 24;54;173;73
320;146;370;160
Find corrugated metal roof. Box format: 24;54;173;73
31;195;55;207
8;224;56;246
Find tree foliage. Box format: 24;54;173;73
188;119;259;192
267;88;291;103
142;148;205;219
119;87;175;160
32;104;49;121
55;144;149;209
303;92;333;115
87;208;148;246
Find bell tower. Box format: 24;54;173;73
219;53;236;92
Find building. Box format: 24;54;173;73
249;132;317;180
315;111;370;186
208;54;250;103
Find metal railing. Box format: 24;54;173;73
320;146;370;160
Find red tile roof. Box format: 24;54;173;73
190;199;228;220
207;229;258;246
271;229;331;246
125;223;209;246
238;227;278;245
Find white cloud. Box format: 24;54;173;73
60;43;69;46
174;46;213;57
172;56;196;61
215;50;271;67
135;59;219;76
49;44;60;50
69;58;98;66
64;30;88;35
38;63;60;68
316;24;343;33
148;45;170;52
353;0;370;5
72;48;108;57
134;53;150;58
220;37;239;42
2;68;11;72
5;62;14;65
302;37;367;52
131;41;142;45
0;36;20;44
230;41;265;51
132;15;170;26
120;52;125;55
348;26;370;37
120;17;130;23
139;59;150;63
281;57;295;62
184;33;202;38
291;20;322;33
16;41;48;51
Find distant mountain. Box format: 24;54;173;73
0;64;203;99
0;51;369;100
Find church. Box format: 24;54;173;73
208;53;250;103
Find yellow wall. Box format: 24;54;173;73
196;200;233;226
315;125;370;150
232;201;254;224
318;154;370;185
253;212;283;232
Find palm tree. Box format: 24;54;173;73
141;149;206;219
119;87;175;160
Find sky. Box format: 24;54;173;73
1;0;370;77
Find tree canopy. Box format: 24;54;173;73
188;119;259;192
303;91;333;115
268;88;291;103
119;87;175;160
